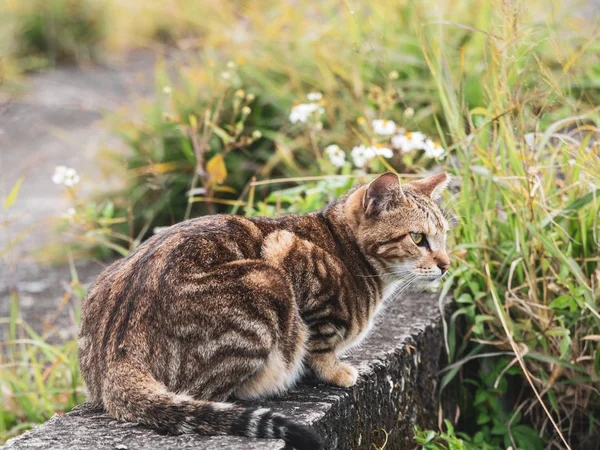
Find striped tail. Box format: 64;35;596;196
103;363;323;450
230;406;323;450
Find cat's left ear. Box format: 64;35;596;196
363;172;407;216
409;172;451;201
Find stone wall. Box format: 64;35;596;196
4;290;449;450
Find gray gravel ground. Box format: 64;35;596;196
1;51;159;340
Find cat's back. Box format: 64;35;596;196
84;215;266;308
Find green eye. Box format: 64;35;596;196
410;232;425;246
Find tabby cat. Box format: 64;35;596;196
78;172;451;450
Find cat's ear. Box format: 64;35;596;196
410;172;451;201
363;172;407;216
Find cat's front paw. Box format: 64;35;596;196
325;362;358;388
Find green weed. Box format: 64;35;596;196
0;0;105;72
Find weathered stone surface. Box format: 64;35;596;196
3;290;448;450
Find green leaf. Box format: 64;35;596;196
542;188;600;228
425;430;436;443
549;295;574;310
3;175;25;210
210;123;234;144
525;352;588;374
102;202;114;219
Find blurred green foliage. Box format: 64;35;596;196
1;0;105;71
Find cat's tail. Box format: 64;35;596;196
102;361;323;450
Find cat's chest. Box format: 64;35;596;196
335;279;402;354
335;298;385;355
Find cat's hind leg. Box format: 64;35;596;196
171;260;308;401
229;262;308;400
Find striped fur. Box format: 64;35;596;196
78;172;451;449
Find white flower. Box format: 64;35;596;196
375;146;394;158
226;61;236;69
351;145;394;168
63;168;80;186
52;166;67;184
63;207;76;222
351;145;376;168
391;131;426;152
372;119;396;136
289;103;324;124
325;144;346;167
423;139;446;159
221;71;231;80
162;86;172;94
307;92;323;101
52;166;80;187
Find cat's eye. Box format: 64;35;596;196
410;232;427;247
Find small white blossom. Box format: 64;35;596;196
423;139;446;159
63;207;76;222
289;103;324;124
325;144;346;167
52;166;80;187
221;72;231;80
307;92;323;101
351;145;375;168
391;131;426;152
252;130;262;140
226;61;236;69
404;107;414;117
52;166;67;184
376;146;394;158
63;168;80;186
372;119;396;136
162;86;172;94
351;145;393;168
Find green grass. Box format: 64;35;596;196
1;0;599;447
0;0;105;73
1;175;85;444
0;297;84;443
420;3;600;446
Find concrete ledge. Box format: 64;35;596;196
4;291;448;450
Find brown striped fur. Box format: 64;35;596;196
78;172;452;449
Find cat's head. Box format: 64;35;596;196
346;172;451;283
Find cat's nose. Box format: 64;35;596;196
437;261;450;274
